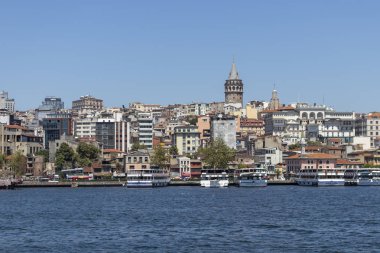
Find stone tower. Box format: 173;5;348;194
224;62;244;107
269;88;280;110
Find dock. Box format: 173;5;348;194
0;179;17;190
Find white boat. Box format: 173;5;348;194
200;171;229;188
236;168;268;187
296;168;345;186
126;168;170;188
357;170;380;186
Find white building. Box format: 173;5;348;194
0;91;15;113
178;156;191;177
0;109;11;124
355;112;380;148
74;117;97;139
253;147;283;167
351;136;371;150
138;112;153;149
264;103;355;144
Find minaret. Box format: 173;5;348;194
224;62;244;107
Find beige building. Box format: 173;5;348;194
124;150;151;171
246;104;259;119
172;126;200;155
0;124;43;156
72;95;103;114
240;118;265;136
129;102;162;112
26;155;45;176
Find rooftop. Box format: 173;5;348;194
286;153;338;159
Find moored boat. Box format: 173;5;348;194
200;170;229;188
126;168;170;188
235;168;268;187
357;170;380;186
296;168;345;186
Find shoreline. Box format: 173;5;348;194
13;180;297;188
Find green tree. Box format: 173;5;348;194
76;142;99;160
198;138;235;169
363;164;378;168
288;143;301;150
9;151;27;177
0;153;6;170
307;141;322;146
55;143;76;170
169;145;178;156
151;145;169;169
35;149;50;163
186;116;198;126
131;142;146;151
75;155;92;168
113;160;123;172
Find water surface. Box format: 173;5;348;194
0;186;379;252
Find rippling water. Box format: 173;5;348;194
1;186;379;252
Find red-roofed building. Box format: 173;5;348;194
285;153;338;178
336;159;363;169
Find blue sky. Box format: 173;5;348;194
0;0;379;112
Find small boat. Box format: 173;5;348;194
200;170;229;188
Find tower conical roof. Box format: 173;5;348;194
228;63;239;80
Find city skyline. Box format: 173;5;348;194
1;0;380;112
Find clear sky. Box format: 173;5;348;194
1;0;379;112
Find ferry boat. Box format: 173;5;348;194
296;168;345;186
357;170;380;186
200;170;229;188
235;168;268;187
126;168;170;188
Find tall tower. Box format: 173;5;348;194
224;62;244;107
269;88;280;110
